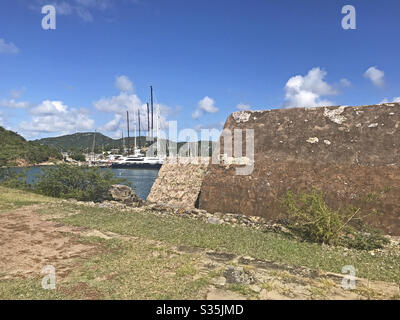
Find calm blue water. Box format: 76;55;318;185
14;166;159;200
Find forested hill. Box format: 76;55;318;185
35;132;115;152
0;126;61;167
35;132;216;155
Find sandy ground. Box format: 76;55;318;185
1;205;399;300
0;206;97;280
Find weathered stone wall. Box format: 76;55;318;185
199;103;400;235
147;158;210;208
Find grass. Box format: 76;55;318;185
57;237;209;300
1;186;400;300
50;203;400;283
0;186;57;211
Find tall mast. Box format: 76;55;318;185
156;106;161;157
134;122;137;151
126;111;130;154
138;109;141;149
150;86;154;140
92;130;96;162
146;103;150;138
122;130;125;153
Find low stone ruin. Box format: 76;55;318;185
108;184;144;207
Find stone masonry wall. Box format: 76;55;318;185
147;158;210;208
199;103;400;235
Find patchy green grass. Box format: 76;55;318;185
50;204;400;283
1;185;399;298
0;278;67;300
57;237;209;300
0;186;57;211
0;236;210;300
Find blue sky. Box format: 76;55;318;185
0;0;399;140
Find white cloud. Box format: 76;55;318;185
20;100;94;135
32;0;116;22
94;91;171;133
100;114;122;132
0;111;4;126
284;67;336;108
94;92;142;114
115;75;134;93
364;66;385;87
236;103;251;111
380;97;400;104
0;99;30;109
0;38;19;54
192;96;218;119
31;100;68;114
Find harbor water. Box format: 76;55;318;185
15;166;159;200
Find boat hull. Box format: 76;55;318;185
111;163;162;169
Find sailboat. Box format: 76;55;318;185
111;86;165;169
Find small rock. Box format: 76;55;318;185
207;217;223;225
212;277;227;286
249;285;262;293
306;137;319;144
224;266;255;285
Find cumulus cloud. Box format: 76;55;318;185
94;91;171;133
0;38;19;54
0;99;30;109
20;100;94;135
192;96;218;119
236;103;251;111
94;92;142;114
364;66;385;87
0;87;30;108
115;75;134;93
100;114;122;132
31;100;68;114
380;97;400;104
284;67;337;108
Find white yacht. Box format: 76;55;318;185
112;149;164;169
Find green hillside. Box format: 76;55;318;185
0;127;62;167
36;132;217;156
34;132;115;152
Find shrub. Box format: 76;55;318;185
343;228;389;251
0;168;30;190
70;152;86;162
34;164;125;202
281;189;387;250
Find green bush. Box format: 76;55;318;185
281;189;387;250
343;228;389;251
70;152;86;162
34;164;125;202
0;168;30;190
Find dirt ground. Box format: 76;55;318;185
1;203;399;300
0;206;98;280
